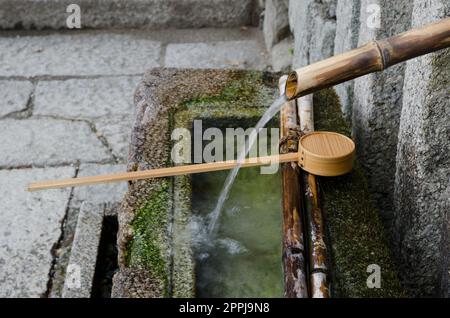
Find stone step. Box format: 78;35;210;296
0;28;266;77
0;0;259;30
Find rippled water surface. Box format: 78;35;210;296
192;166;283;297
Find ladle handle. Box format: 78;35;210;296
28;153;299;191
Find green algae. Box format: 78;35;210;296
168;72;280;297
180;71;277;109
126;180;170;295
314;89;404;297
314;88;352;135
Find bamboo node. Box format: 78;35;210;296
373;40;387;70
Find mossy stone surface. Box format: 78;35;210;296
127;181;170;292
314;89;404;297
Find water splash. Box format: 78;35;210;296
207;94;287;234
217;238;248;255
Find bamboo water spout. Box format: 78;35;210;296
285;18;450;99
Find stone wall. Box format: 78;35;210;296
394;0;450;297
262;0;450;296
333;0;361;118
262;0;294;72
352;0;413;236
263;0;290;49
288;0;337;67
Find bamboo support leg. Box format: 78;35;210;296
298;95;330;298
279;76;308;298
304;173;330;298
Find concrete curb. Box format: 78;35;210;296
62;202;104;298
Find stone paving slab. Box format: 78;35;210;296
34;76;139;119
71;164;128;209
95;116;134;162
0;119;112;167
0;80;33;117
62;202;104;298
0;0;254;30
0;166;75;297
164;40;265;69
0;34;160;77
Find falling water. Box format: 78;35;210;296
207;94;287;234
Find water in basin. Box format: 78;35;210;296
192;163;283;297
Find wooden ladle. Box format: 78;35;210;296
28;131;355;191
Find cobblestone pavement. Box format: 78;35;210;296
0;27;268;297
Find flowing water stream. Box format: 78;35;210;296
189;94;287;297
193;165;283;297
207;95;287;234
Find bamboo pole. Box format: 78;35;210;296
305;173;330;298
298;94;314;133
298;95;330;298
285;17;450;99
28;153;298;191
279;76;308;298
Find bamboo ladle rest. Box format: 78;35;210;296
27;131;355;191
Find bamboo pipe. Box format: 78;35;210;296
285;17;450;99
27;153;298;191
279;76;308;298
304;173;330;298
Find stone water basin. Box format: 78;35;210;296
112;69;404;298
